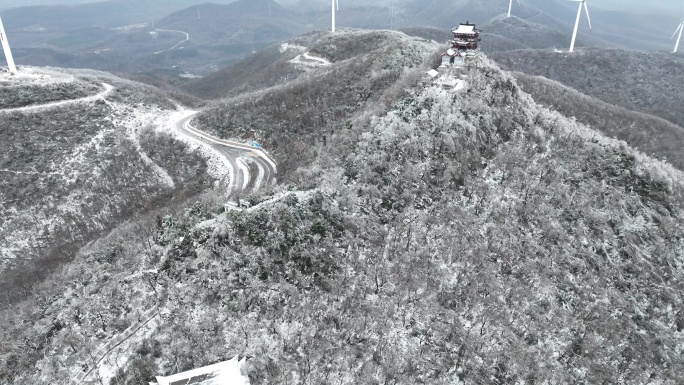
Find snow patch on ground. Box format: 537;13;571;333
60;128;110;184
0;66;77;86
290;52;332;67
280;43;307;53
101;100;181;189
247;189;319;212
93;314;160;385
127;128;175;189
243;157;265;191
179;73;202;79
0;83;113;114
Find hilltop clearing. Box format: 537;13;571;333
0;68;103;109
1;30;683;385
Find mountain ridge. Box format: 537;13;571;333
1;29;683;384
490;47;684;129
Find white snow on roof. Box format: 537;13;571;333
150;356;249;385
452;25;476;34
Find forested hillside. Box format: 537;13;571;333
2;31;683;385
0;68;219;300
192;30;440;178
480;16;591;52
490;48;684;128
509;71;684;170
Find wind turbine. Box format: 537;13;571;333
569;0;592;53
0;16;17;74
508;0;520;18
672;7;684;53
332;0;339;33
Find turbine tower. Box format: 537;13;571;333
331;0;339;33
508;0;520;18
0;16;17;74
672;7;684;53
569;0;592;52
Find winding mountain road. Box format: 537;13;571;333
2;78;276;383
0;83;113;114
0;79;276;196
154;29;190;55
68;112;279;381
175;112;277;196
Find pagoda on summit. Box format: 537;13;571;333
441;21;481;67
452;21;481;52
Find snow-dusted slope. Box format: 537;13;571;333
0;67;257;273
3;30;684;385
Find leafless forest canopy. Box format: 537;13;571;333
1;29;683;384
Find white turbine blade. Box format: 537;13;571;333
336;0;339;11
569;1;583;52
583;1;592;30
0;16;17;74
508;0;513;17
673;23;683;39
517;0;520;5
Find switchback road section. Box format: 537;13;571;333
175;112;277;196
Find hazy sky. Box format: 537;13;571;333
1;0;681;14
595;0;682;12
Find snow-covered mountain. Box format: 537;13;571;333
0;67;244;283
1;29;683;385
490;48;684;170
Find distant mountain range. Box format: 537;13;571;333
1;0;309;74
491;48;684;129
1;0;238;29
1;0;682;76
